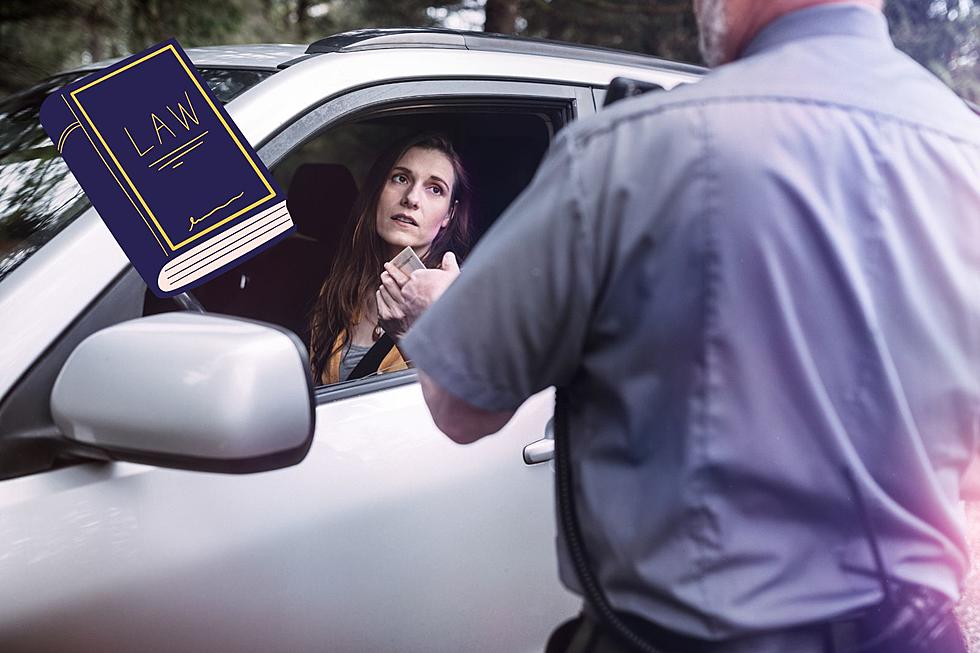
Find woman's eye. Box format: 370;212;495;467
429;185;443;196
392;174;408;184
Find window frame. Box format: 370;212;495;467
259;78;595;168
254;78;596;404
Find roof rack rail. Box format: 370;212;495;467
303;28;704;75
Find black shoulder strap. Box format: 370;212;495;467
348;333;396;380
554;389;664;653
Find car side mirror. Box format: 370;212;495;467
50;312;314;473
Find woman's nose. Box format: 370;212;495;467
401;184;421;208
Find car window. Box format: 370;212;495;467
0;68;273;285
152;104;561;390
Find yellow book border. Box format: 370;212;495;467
69;43;276;252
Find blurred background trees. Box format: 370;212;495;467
884;0;979;101
1;0;977;101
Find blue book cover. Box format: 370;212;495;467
39;38;294;297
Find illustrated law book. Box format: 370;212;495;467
39;38;294;297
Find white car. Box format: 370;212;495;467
0;30;701;652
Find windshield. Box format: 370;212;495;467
0;68;273;284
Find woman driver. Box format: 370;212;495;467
308;133;472;385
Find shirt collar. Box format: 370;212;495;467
741;3;891;59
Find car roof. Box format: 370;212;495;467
302;28;705;75
68;29;705;76
67;44;309;73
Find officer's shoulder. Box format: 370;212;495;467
562;76;719;150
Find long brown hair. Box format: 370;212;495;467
308;133;472;382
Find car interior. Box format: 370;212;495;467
143;105;561;386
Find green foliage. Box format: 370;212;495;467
886;0;979;101
516;0;701;64
125;0;246;47
0;1;91;96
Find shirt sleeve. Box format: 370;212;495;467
401;130;599;412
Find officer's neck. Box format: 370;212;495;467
720;0;884;65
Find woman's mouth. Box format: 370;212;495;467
391;213;418;226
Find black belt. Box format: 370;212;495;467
825;584;965;653
561;585;965;653
558;611;830;653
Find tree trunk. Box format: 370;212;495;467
85;5;105;62
296;0;309;40
485;0;519;34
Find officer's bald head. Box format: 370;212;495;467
694;0;885;67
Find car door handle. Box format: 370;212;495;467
523;418;555;464
523;438;554;464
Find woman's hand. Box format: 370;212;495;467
377;252;460;340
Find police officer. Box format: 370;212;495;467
391;0;980;650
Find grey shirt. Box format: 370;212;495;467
403;4;980;639
339;340;372;382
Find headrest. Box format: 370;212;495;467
286;163;358;244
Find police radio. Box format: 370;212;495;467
602;77;665;108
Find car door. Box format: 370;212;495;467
232;75;594;651
0;67;592;651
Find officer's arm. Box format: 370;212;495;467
418;371;516;444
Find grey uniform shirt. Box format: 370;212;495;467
402;4;980;639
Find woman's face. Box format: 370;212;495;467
374;146;456;259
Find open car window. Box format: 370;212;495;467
0;68;273;285
147;104;563;390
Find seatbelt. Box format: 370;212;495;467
347;333;395;380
